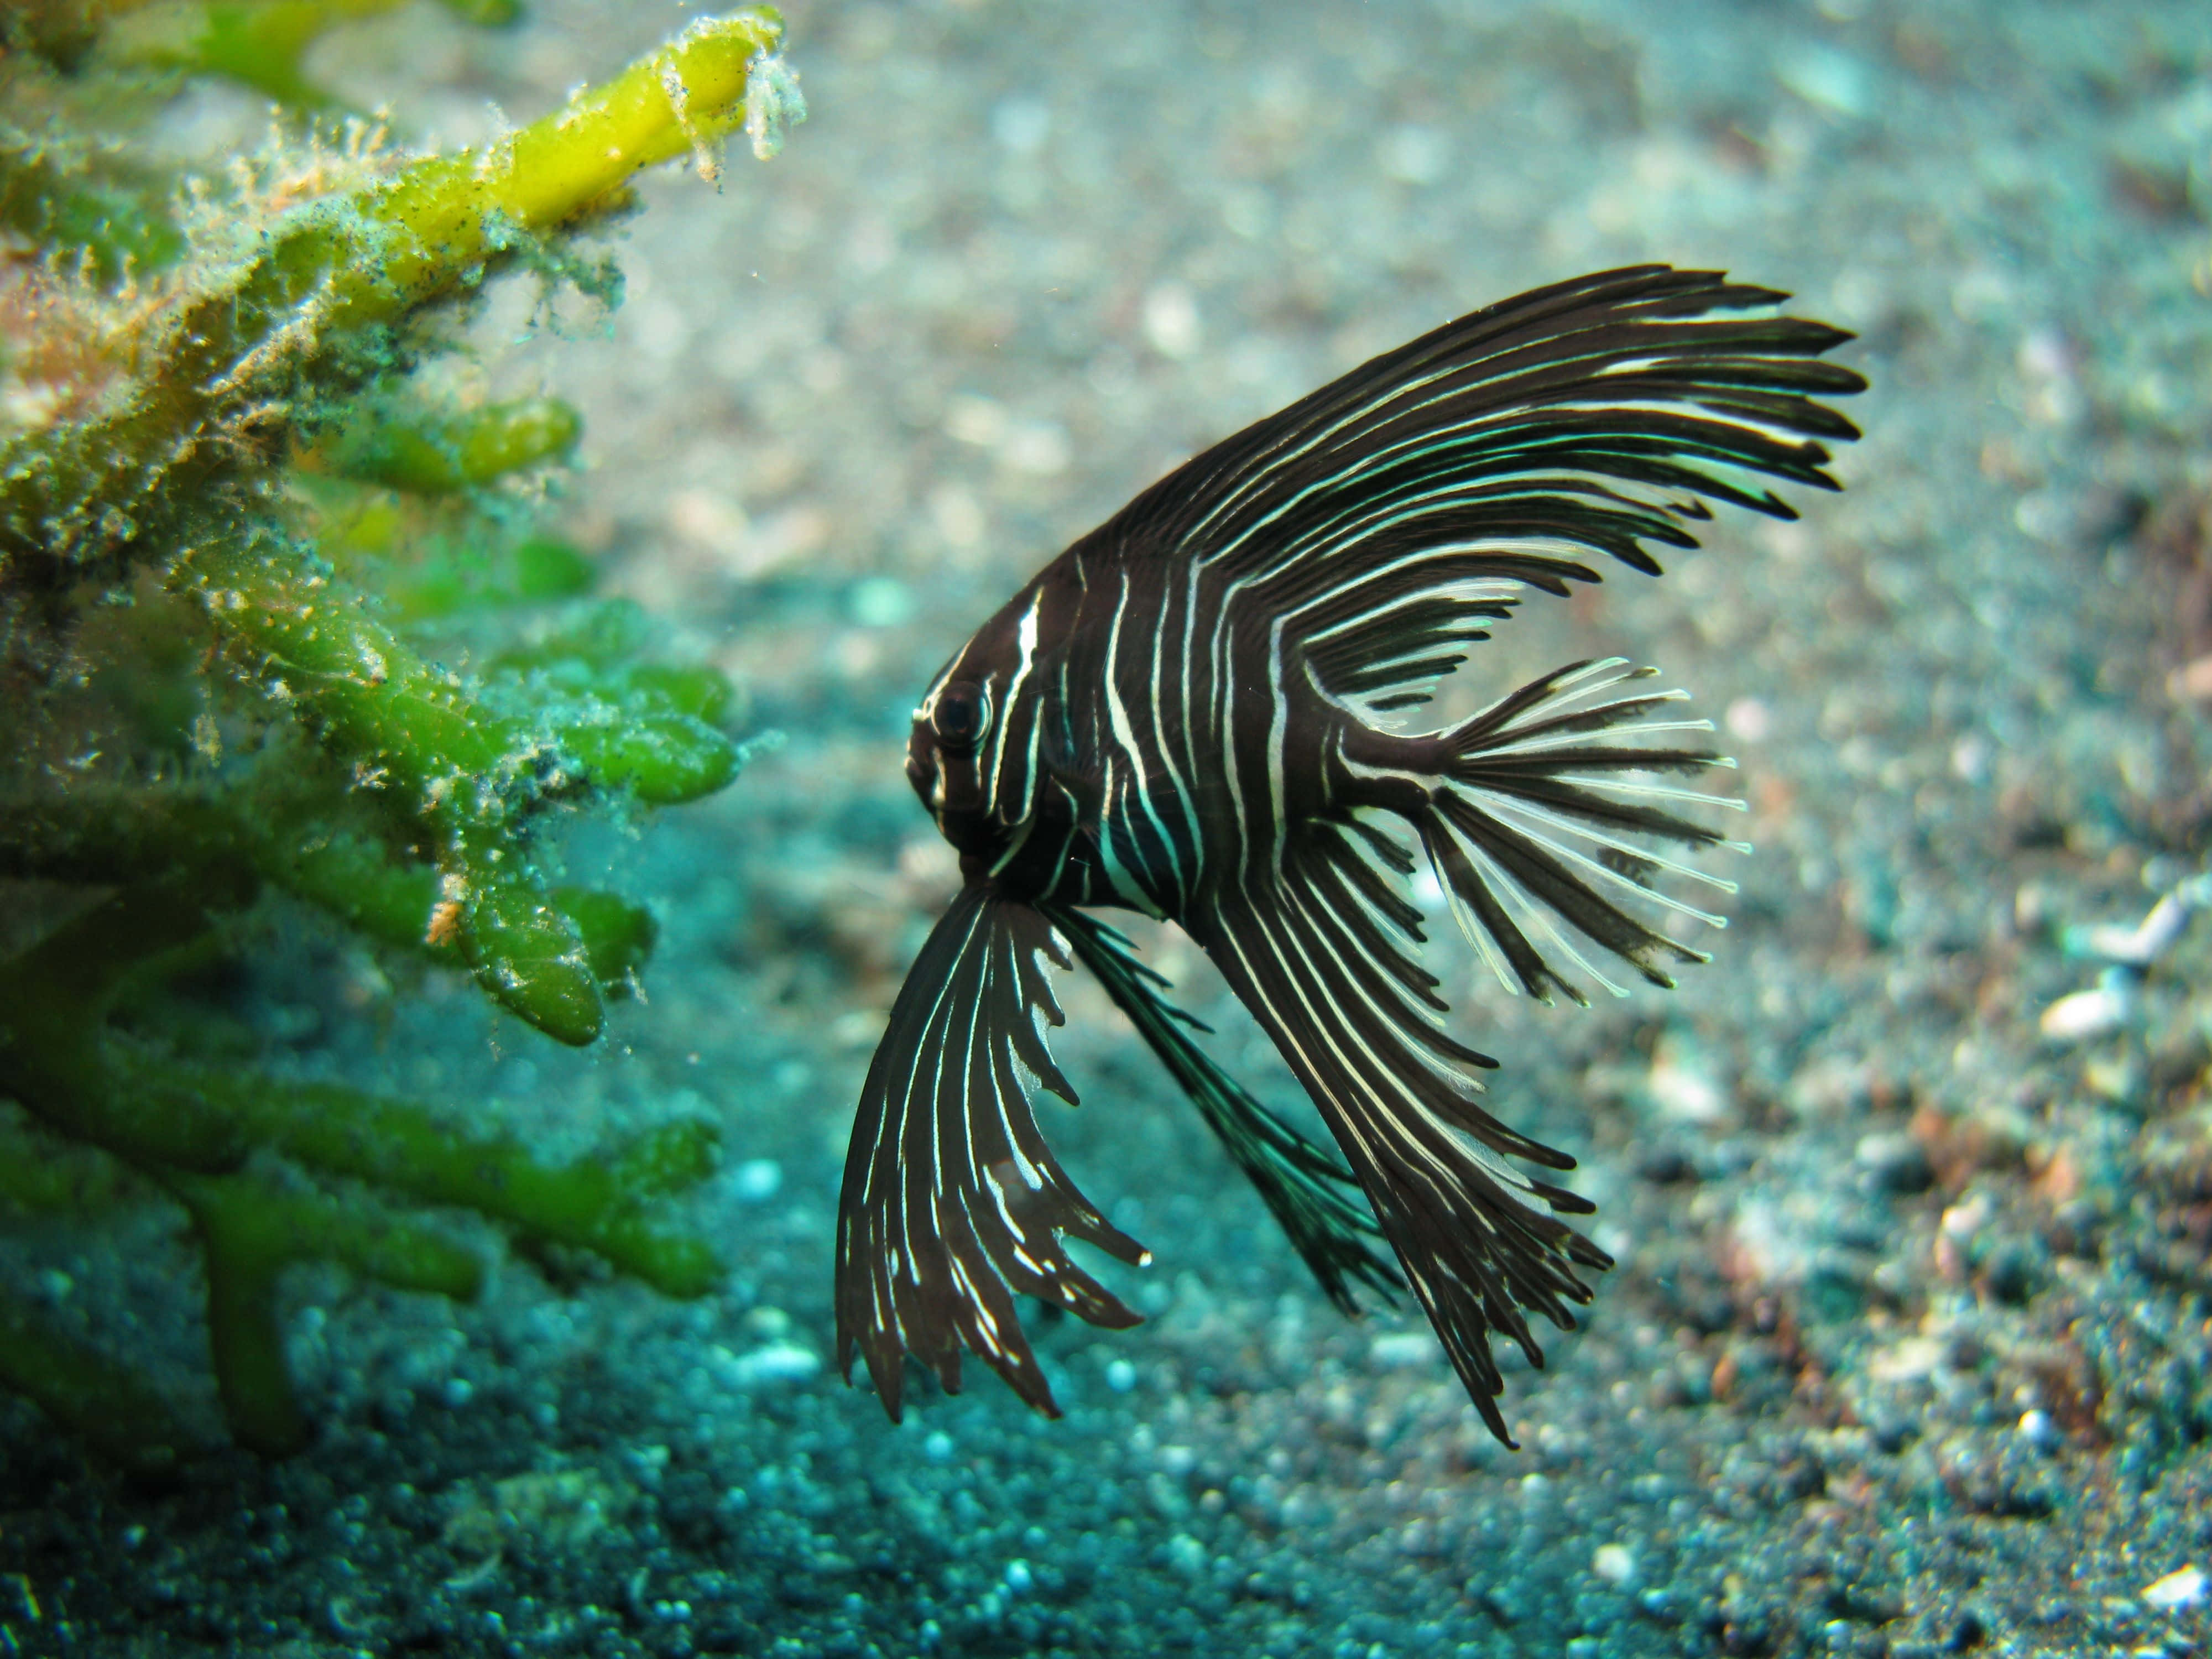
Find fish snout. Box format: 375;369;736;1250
905;737;939;808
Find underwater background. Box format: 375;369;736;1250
4;0;2212;1655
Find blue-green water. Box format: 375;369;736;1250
6;2;2212;1654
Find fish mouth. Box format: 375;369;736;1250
905;753;936;804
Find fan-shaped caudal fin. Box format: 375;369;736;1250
1337;657;1747;1008
836;883;1148;1421
1048;903;1404;1316
1188;831;1608;1446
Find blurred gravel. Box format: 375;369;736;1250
7;1;2212;1655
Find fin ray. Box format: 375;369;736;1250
1050;905;1405;1316
1188;842;1609;1446
1087;266;1863;706
1392;660;1747;1004
836;884;1146;1422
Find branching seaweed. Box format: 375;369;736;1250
0;4;802;1462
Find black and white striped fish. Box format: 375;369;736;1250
835;265;1863;1444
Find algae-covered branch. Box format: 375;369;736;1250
0;4;802;1462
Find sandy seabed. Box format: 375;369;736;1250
6;2;2212;1655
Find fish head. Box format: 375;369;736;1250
908;660;1009;866
907;580;1060;871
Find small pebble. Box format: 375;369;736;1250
2017;1409;2060;1451
848;575;914;628
2066;892;2193;966
1855;1130;1933;1194
729;1159;783;1202
989;95;1050;155
1377;123;1449;185
1368;1332;1436;1369
1104;1358;1138;1393
1164;1532;1208;1577
1639;1587;1681;1623
2038;980;2132;1044
1985;1241;2041;1305
2081;1052;2141;1104
742;1306;794;1340
1592;1543;1636;1585
724;1342;821;1387
1142;282;1203;359
2143;1565;2206;1611
1940;1192;1993;1240
1724;696;1772;742
1648;1048;1728;1123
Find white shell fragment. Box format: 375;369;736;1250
2043;871;2212;1044
1592;1543;1636;1585
2064;891;2193;967
2036;976;2132;1044
714;1340;823;1388
2142;1564;2207;1611
1368;1332;1438;1370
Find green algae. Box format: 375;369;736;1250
0;131;183;279
320;395;583;495
108;0;523;113
0;6;801;1461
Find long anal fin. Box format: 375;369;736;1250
835;883;1147;1422
1188;835;1608;1445
1047;904;1403;1316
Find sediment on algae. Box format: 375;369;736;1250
0;4;804;1464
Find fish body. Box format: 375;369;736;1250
838;265;1864;1443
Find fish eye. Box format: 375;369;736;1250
930;681;990;750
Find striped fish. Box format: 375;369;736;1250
835;265;1864;1444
